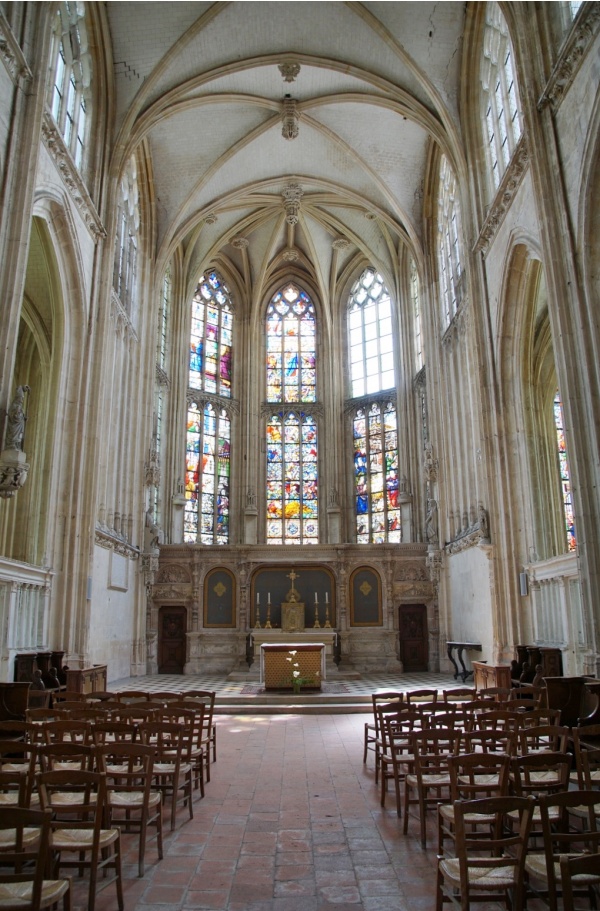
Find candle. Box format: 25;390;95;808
257;593;260;604
268;592;271;604
325;592;329;604
314;592;318;602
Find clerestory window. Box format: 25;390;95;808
437;156;465;328
113;157;139;318
50;2;91;171
553;391;576;552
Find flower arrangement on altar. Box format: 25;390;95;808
285;649;320;693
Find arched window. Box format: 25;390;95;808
347;268;401;543
184;270;234;545
553;391;576;552
348;268;394;397
353;402;400;544
265;283;318;544
437;156;465;327
113;157;139;317
481;3;522;194
50;2;91;171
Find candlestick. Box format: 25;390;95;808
324;603;331;628
265;603;272;628
314;601;321;628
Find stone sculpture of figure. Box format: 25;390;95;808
145;509;161;551
4;385;30;450
426;498;439;545
478;504;490;540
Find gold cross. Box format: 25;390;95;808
287;569;299;585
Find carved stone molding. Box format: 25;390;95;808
152;584;192;600
445;506;491;555
394;581;434;599
94;526;139;559
343;393;397;415
204;213;218;225
231;236;249;249
282;249;299;262
539;5;600;111
110;290;138;342
395;563;428;582
475;137;530;255
441;303;470;352
41;111;106;242
0;11;32;84
155;364;169;387
260;401;324;419
157;564;190;584
332;238;350;251
0;450;29;498
186;388;241;417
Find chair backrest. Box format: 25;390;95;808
0;806;54;909
520;707;562;727
461;728;518;756
447;752;511;802
92;721;139;745
479;686;512;702
116;691;150;704
169;700;205;750
52;690;86;703
517;724;570;755
37;767;106;832
406;688;438;706
509;751;572;800
138;721;185;763
475;709;525;733
96;741;155;796
536;790;600;897
42;719;92;744
509;685;543;709
151;692;183;704
442;687;476;703
560;851;600;908
84;691;117;702
410;728;462;776
113;705;161;724
25;707;68;723
36;741;97;773
452;796;534;887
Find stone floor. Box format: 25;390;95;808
75;671;542;911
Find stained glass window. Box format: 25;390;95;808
184;402;231;544
353;402;401;544
266;284;316;403
553;391;576;552
266;411;318;545
348;269;395;397
265;283;318;545
189;271;233;397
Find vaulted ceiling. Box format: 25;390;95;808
106;2;467;296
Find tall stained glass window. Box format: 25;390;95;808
185;403;231;544
347;267;401;543
553;391;576;552
266;411;318;545
184;270;233;544
189;272;233;397
353;402;400;544
265;284;318;544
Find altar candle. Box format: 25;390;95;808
314;592;318;602
257;593;260;604
325;592;329;604
268;592;271;604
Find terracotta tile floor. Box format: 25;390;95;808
76;711;532;911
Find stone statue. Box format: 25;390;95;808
145;509;161;551
4;385;29;450
426;498;439;545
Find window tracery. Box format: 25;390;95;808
481;3;523;194
50;2;91;171
554;390;576;552
113;156;139;317
437;156;465;327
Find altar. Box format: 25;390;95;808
260;642;326;689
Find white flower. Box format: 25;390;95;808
285;657;292;662
289;650;297;656
293;670;300;678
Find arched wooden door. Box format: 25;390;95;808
398;604;428;672
158;606;187;674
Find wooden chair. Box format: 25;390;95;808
517;723;570;756
437;751;511;856
573;741;600;791
183;691;217;776
509;752;572;835
0;806;71;910
524;790;600;910
520;707;562;727
115;691;150;704
37;768;123;911
379;710;420;813
97;741;163;877
479;686;512;702
442;687;476;704
509;685;544;710
139;721;193;831
374;702;413;785
169;700;206;797
91;721;139;746
403;728;461;848
461;728;518;756
0;741;37;808
474;708;525;735
560;852;600;911
363;691;403;765
436;795;534;911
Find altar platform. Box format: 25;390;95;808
109;669;467;715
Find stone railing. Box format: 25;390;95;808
0;558;53;681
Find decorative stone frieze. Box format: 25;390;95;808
426;548;443;584
110;290;138;342
0;11;32;84
538;6;600;111
152;584;192;600
260;401;324;418
187;389;240;416
396;564;428;582
41;111;106;242
475;137;529;255
94;526;139;559
0;450;29;498
157;564;190;584
445;504;491;554
155;365;169;387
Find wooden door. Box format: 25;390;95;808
158;606;187;674
399;604;428;672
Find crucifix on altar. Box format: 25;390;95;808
281;569;306;632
